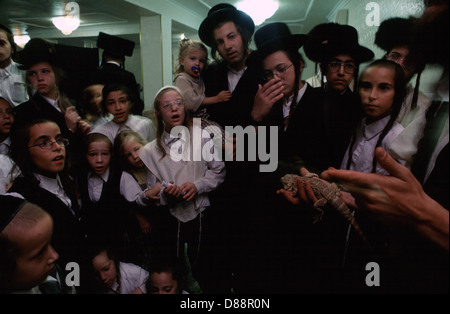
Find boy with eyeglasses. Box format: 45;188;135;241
304;23;374;169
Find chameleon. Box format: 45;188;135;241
281;173;371;248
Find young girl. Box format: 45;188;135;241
89;244;148;294
77;133;127;250
8;119;91;292
173;39;231;120
92;83;155;144
341;59;408;174
339;59;408;285
139;85;226;281
114;129;161;269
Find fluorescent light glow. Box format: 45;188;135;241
52;2;80;35
14;35;31;48
52;16;80;35
237;0;279;26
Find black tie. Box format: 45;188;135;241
411;99;449;184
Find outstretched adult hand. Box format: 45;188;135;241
321;147;449;251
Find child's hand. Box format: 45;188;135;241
77;119;91;135
217;90;232;102
145;184;163;200
163;184;183;199
180;182;198;202
64;106;81;132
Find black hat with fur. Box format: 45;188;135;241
374;17;418;52
304;23;374;64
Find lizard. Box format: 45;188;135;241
281;173;371;249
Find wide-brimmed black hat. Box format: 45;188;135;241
17;38;59;70
304;23;374;64
198;3;255;47
375;17;418;52
97;32;135;58
246;22;307;66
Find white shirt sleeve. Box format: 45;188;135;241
120;171;149;206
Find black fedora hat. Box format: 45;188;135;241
246;22;307;66
375;17;418;52
17;38;59;70
198;3;255;47
304;23;374;64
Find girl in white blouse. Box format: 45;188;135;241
114;129;161;270
341;59;408;174
139;86;226;277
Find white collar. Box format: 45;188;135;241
362;115;391;141
41;95;60;112
88;168;110;182
285;82;307;104
106;61;121;67
34;173;63;191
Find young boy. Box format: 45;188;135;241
0;194;61;293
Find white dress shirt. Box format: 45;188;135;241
0;136;11;155
87;168;109;202
140;128;226;223
0;61;29;107
0;153;15;194
227;66;246;93
108;262;149;294
91;114;156;144
34;173;74;214
341;115;405;174
120;170;150;207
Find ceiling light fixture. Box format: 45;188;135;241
237;0;279;26
52;2;80;35
14;34;31;48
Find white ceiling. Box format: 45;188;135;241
0;0;346;48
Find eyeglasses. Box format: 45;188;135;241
28;138;69;150
263;63;294;80
385;53;413;71
386;52;406;64
0;108;14;116
328;62;356;74
160;100;184;111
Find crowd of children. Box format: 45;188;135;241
0;1;448;294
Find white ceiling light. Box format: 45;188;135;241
14;34;30;48
52;2;80;35
237;0;279;26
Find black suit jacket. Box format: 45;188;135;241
203;60;262;128
262;84;329;173
89;63;144;115
9;176;85;270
